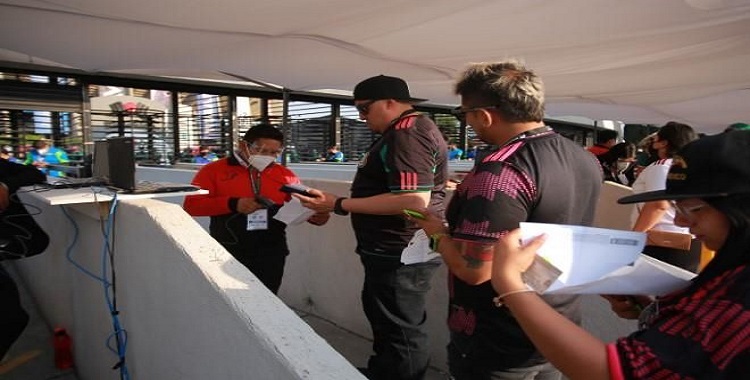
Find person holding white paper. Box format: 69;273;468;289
490;131;750;379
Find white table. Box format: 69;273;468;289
22;185;207;206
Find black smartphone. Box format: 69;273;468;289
280;183;315;197
255;195;276;209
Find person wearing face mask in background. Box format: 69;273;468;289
631;122;700;272
24;139;69;177
598;142;637;186
193;145;218;164
183;124;330;294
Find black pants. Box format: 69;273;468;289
360;254;441;380
643;238;702;273
223;246;287;294
0;265;29;359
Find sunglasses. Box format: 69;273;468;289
355;100;377;115
451;105;500;121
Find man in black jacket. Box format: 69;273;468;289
1;158;49;360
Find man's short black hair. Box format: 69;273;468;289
242;124;284;144
595;129;618;144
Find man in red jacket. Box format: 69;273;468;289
183;124;328;293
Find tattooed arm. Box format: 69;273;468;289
434;237;496;285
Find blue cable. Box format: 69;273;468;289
60;190;130;380
61;204;106;283
101;196;130;380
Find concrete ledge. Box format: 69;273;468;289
15;192;363;379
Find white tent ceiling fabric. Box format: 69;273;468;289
1;0;749;133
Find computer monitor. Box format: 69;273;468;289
106;137;136;192
92;140;110;180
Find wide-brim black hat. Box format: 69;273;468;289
353;75;427;103
618;130;750;204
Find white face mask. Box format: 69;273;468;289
246;154;275;171
37;148;49;155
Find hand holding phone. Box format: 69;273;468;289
255;195;275;209
402;209;426;220
280;183;316;197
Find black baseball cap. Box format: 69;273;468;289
618;131;750;204
353;75;427;103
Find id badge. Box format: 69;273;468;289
246;209;269;231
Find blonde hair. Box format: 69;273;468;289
454;60;545;123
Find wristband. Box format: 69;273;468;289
430;232;447;252
492;288;534;308
334;197;349;216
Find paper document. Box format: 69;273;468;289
273;197;315;226
519;222;695;295
401;229;442;265
551;255;696;295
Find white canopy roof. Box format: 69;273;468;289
1;0;749;133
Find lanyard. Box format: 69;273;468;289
248;168;262;196
498;125;553;149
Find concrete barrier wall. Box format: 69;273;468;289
136;165;636;372
135;167;454;366
13;192;363;380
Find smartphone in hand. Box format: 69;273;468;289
280;183;316;197
402;209;426;220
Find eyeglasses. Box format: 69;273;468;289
244;142;284;157
355;100;378;115
670;201;706;219
451;105;500;121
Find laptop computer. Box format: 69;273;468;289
105;137;199;194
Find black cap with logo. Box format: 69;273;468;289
353;75;427;103
618;130;750;204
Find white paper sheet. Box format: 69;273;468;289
546;255;696;295
401;229;442;265
519;222;695;295
273;197;315;226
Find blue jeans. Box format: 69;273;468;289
360;254;441;380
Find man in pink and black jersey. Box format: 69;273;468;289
296;75;448;380
409;61;602;379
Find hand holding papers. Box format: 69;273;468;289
273;197;315;225
519;223;695;295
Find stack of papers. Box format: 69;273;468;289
519;223;696;295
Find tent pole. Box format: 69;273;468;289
281;88;290;165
